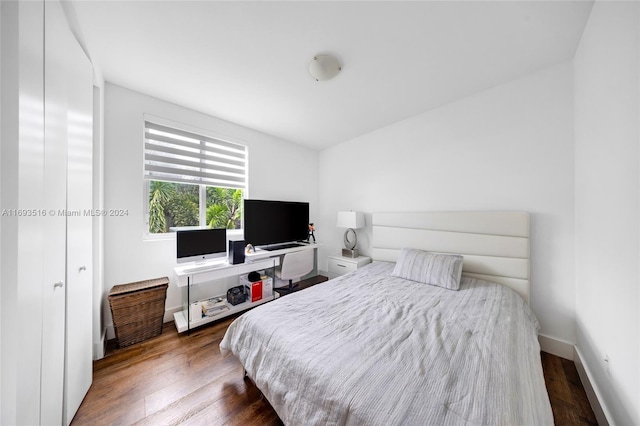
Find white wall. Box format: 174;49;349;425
574;2;640;424
102;83;319;337
319;62;576;347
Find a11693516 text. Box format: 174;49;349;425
1;209;129;217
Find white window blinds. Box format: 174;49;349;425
144;120;247;189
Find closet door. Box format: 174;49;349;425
41;1;69;423
5;2;47;425
42;1;94;424
2;1;92;423
63;22;93;425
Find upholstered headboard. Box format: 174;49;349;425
372;211;530;304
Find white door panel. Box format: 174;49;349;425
42;1;67;424
13;2;46;425
63;6;94;423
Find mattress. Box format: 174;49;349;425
220;261;553;425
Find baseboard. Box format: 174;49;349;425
538;333;574;360
540;337;612;426
164;305;182;323
573;346;611;426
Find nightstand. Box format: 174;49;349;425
327;255;372;279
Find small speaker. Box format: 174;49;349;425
228;239;245;265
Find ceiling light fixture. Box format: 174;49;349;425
308;54;342;81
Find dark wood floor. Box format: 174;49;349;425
541;352;598;425
72;285;597;425
274;274;328;296
72;312;281;426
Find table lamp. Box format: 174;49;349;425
337;211;365;258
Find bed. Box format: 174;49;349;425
220;211;553;425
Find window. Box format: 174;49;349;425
144;118;247;235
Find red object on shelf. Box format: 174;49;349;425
251;281;263;302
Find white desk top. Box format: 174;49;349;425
172;243;320;287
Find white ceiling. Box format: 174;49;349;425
70;1;593;150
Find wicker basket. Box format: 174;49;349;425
108;277;169;348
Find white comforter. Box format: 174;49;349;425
220;261;553;426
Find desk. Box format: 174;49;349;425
173;243;320;333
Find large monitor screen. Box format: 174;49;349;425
244;199;309;247
176;228;227;263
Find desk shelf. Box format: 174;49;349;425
172;296;275;333
173;257;279;333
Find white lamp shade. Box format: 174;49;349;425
337;211;365;229
309;54;341;81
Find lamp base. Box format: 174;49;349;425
342;248;359;258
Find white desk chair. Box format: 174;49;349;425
275;248;314;294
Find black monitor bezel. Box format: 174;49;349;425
243;199;310;247
176;228;227;264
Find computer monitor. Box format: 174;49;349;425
243;199;309;248
176;228;227;264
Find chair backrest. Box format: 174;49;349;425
279;248;314;281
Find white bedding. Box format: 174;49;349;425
220;261;553;425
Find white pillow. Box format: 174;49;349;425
391;248;464;290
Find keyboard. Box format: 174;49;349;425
263;243;304;251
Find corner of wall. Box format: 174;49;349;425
93;331;105;361
92;82;106;360
0;2;3;421
538;334;575;360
